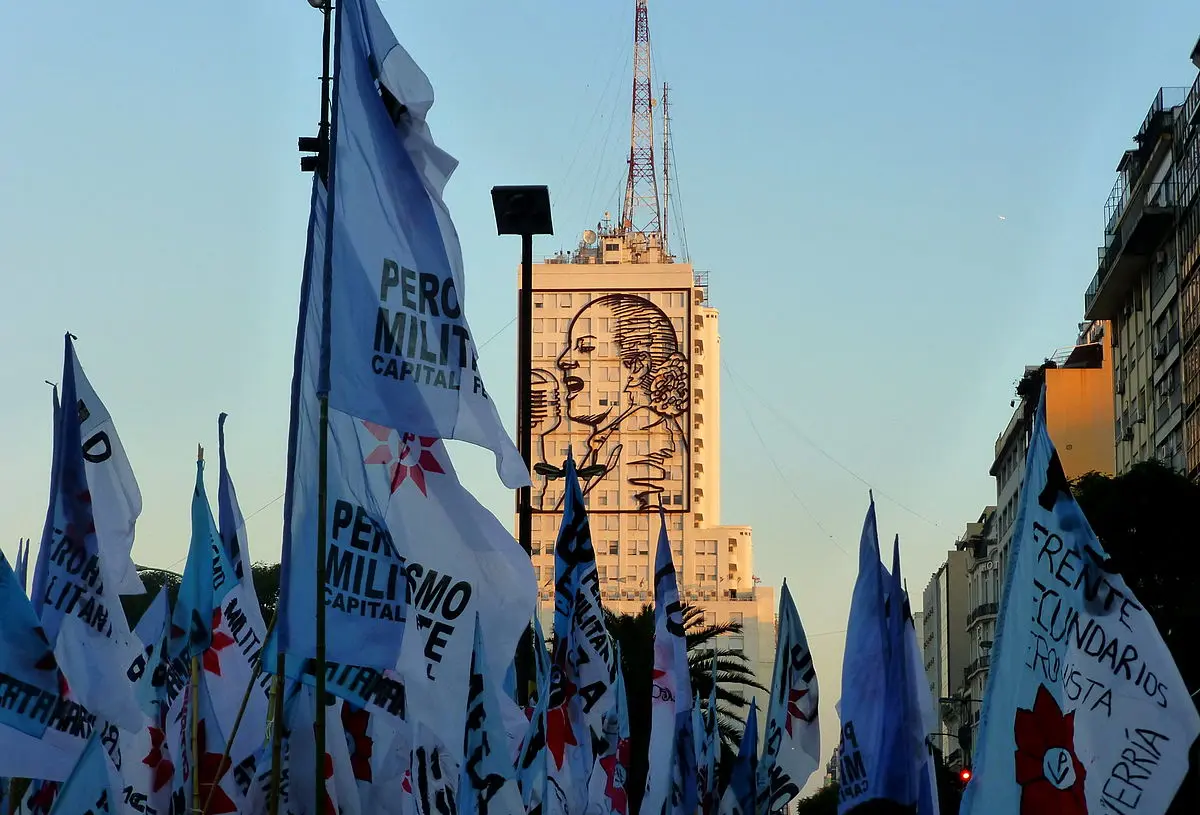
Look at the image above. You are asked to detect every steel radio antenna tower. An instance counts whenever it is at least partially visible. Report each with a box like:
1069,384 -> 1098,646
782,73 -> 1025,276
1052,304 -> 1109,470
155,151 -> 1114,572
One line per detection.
620,0 -> 661,237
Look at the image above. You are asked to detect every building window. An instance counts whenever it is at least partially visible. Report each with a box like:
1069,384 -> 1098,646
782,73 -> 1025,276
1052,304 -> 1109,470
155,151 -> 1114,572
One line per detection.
559,294 -> 572,308
608,541 -> 619,555
729,612 -> 743,626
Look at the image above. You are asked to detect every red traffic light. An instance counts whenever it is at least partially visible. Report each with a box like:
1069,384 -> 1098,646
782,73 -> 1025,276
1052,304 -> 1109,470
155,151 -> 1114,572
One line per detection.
959,768 -> 973,783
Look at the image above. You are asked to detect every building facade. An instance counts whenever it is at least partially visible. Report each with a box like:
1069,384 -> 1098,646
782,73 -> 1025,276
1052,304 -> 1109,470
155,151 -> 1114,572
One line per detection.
1178,41 -> 1200,478
921,550 -> 969,765
991,321 -> 1115,584
1083,74 -> 1196,474
953,507 -> 998,767
524,224 -> 775,718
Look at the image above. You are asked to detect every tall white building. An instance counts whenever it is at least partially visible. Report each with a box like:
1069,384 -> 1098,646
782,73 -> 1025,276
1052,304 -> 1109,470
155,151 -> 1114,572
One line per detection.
522,224 -> 775,720
921,550 -> 969,765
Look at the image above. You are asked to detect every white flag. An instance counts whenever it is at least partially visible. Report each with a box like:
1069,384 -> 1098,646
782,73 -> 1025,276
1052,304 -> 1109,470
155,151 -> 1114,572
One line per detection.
962,392 -> 1200,815
72,348 -> 145,596
757,580 -> 820,813
316,0 -> 527,487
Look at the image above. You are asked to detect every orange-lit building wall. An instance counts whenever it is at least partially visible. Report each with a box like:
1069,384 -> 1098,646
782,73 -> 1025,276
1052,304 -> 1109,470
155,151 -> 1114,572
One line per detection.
1046,324 -> 1116,477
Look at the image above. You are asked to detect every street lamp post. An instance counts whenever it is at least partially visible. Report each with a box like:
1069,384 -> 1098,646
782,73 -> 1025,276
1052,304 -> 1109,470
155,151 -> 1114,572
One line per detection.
491,185 -> 553,704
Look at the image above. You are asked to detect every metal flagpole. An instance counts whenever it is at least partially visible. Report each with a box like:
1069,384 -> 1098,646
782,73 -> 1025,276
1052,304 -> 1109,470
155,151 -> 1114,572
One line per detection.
311,0 -> 340,809
191,444 -> 205,814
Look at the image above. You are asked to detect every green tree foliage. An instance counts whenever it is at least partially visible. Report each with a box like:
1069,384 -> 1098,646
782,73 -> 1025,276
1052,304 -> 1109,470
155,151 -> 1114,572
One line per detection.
122,561 -> 280,629
603,603 -> 766,815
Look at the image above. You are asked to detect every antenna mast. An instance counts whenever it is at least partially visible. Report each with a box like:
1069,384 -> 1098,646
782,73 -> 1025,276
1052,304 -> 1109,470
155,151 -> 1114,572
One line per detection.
661,81 -> 670,258
621,0 -> 661,237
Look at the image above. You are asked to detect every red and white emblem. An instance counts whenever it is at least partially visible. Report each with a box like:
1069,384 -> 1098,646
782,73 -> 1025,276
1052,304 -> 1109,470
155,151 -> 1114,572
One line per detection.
362,421 -> 445,496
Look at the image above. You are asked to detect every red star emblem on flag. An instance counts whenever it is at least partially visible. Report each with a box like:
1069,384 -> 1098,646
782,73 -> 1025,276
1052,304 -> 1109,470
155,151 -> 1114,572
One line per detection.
196,720 -> 238,815
785,687 -> 813,737
341,704 -> 374,782
202,608 -> 236,676
143,727 -> 175,792
545,673 -> 580,771
362,422 -> 445,495
600,738 -> 631,815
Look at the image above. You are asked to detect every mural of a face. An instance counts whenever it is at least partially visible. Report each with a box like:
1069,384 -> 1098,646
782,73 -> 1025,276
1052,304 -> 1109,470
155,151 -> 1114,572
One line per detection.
555,293 -> 689,425
539,292 -> 691,511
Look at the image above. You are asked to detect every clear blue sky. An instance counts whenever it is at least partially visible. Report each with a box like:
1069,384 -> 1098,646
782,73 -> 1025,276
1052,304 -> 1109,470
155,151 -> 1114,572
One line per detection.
2,0 -> 1197,778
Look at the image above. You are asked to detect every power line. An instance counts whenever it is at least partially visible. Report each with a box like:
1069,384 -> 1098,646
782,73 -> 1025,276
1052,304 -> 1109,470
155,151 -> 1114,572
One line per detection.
724,370 -> 849,557
722,362 -> 946,532
476,317 -> 516,351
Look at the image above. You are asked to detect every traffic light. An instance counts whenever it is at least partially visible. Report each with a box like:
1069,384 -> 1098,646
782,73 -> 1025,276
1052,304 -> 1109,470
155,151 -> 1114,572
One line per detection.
958,767 -> 973,786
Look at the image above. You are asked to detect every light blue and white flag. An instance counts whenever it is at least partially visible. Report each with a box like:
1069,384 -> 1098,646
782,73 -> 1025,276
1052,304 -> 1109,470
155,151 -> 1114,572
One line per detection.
644,511 -> 696,815
69,348 -> 144,597
700,655 -> 719,815
718,705 -> 759,815
961,390 -> 1199,815
280,175 -> 533,711
878,536 -> 919,808
170,459 -> 227,659
0,549 -> 63,738
546,457 -> 619,815
313,0 -> 526,487
15,538 -> 30,595
588,644 -> 631,815
516,670 -> 551,813
30,334 -> 142,732
459,616 -> 524,815
757,580 -> 820,814
46,732 -> 119,815
901,585 -> 940,815
837,497 -> 888,813
217,413 -> 267,639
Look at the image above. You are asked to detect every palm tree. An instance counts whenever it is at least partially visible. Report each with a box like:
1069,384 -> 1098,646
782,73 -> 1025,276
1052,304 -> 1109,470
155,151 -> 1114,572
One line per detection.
603,604 -> 766,815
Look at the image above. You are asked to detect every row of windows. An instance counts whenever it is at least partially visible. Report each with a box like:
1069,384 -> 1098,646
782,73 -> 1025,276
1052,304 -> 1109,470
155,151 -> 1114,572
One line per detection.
531,563 -> 725,583
533,291 -> 691,310
532,514 -> 684,532
530,316 -> 688,338
1186,413 -> 1200,475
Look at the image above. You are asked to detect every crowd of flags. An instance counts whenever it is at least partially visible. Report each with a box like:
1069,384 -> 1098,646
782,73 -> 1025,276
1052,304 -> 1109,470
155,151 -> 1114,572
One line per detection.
0,338 -> 823,815
4,0 -> 1198,813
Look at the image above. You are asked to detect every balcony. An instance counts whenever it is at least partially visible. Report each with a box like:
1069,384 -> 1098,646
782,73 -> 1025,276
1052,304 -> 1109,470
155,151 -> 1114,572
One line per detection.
1086,179 -> 1177,319
1084,88 -> 1189,320
965,654 -> 992,682
967,602 -> 999,628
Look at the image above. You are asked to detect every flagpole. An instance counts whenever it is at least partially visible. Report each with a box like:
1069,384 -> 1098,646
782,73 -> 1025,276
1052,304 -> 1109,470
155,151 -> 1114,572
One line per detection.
200,617 -> 277,815
310,0 -> 340,809
192,445 -> 204,814
267,650 -> 286,815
